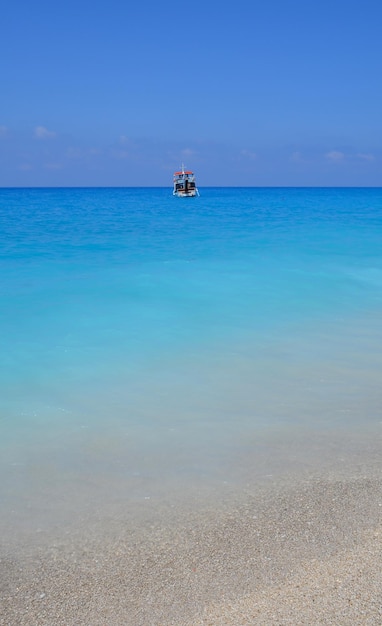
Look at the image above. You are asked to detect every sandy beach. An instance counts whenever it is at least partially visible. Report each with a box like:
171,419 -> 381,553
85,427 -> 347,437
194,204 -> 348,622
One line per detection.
2,461 -> 382,626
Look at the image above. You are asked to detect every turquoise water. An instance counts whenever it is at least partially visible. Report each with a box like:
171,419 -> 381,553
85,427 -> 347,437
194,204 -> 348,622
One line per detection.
1,187 -> 382,537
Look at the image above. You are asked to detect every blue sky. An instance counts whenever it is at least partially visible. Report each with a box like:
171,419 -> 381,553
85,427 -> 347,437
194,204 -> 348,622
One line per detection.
1,0 -> 382,186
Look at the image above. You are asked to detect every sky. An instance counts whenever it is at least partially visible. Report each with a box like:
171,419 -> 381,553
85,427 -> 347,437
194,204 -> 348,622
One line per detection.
1,0 -> 382,187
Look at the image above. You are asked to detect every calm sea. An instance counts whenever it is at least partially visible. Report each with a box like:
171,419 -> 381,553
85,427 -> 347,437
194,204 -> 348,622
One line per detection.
1,187 -> 382,541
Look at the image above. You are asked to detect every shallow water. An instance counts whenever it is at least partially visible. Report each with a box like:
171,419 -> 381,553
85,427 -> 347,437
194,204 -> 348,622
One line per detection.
1,187 -> 382,542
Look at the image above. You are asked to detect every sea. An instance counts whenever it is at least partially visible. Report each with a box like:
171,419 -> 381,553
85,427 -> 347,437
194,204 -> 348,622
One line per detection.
1,187 -> 382,546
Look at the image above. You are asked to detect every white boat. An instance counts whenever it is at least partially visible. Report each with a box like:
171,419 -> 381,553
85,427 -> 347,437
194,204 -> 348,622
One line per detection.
173,166 -> 199,197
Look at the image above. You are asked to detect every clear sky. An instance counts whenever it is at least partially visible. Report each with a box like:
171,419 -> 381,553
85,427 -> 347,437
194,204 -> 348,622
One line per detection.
1,0 -> 382,187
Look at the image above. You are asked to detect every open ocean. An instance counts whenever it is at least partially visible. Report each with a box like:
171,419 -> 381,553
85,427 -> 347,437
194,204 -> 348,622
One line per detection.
1,187 -> 382,544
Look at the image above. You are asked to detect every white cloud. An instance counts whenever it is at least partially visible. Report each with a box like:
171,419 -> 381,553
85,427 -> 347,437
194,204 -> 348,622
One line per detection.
325,150 -> 345,162
66,147 -> 101,159
290,151 -> 303,162
356,152 -> 375,161
181,148 -> 196,157
44,162 -> 63,170
325,150 -> 375,163
34,126 -> 56,139
66,147 -> 83,159
241,149 -> 257,160
111,149 -> 130,159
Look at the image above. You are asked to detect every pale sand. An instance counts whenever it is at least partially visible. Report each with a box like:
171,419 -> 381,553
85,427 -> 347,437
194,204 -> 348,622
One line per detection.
1,473 -> 382,625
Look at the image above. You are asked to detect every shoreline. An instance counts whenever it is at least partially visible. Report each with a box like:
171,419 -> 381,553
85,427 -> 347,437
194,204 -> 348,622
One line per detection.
2,462 -> 382,625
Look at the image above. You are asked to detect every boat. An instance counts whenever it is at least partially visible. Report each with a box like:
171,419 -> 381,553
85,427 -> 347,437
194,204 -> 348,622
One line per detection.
173,165 -> 199,197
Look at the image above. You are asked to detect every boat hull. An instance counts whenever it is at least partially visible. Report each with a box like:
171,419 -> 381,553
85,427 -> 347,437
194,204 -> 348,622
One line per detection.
173,189 -> 198,197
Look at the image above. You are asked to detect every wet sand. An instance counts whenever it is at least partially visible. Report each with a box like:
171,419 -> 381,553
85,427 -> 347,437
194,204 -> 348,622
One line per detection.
1,466 -> 382,626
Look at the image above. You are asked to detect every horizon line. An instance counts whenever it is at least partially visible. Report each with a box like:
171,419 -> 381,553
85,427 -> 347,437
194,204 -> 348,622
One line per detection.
1,185 -> 382,190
